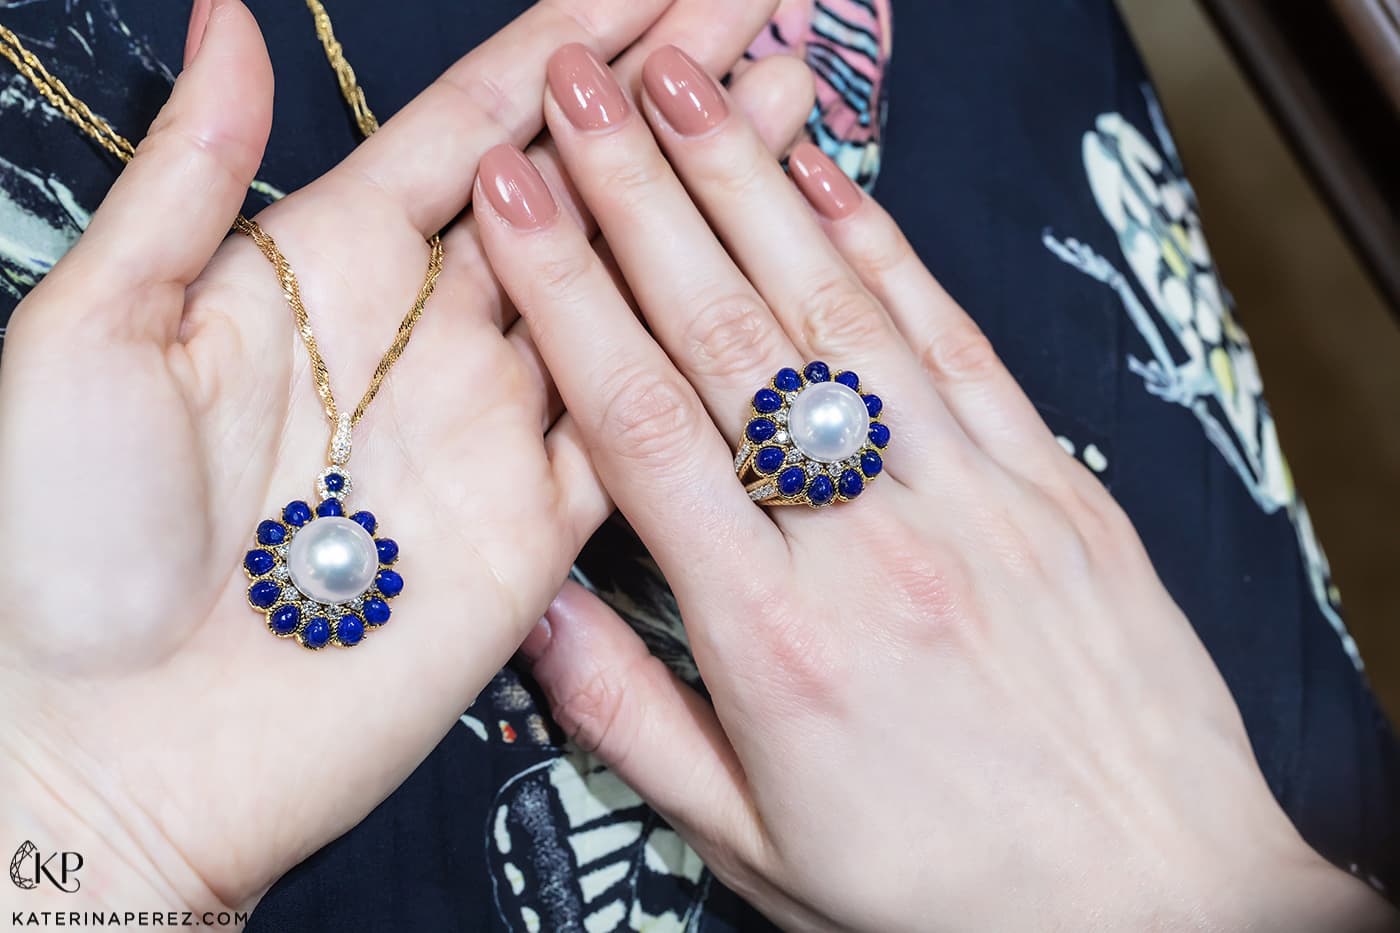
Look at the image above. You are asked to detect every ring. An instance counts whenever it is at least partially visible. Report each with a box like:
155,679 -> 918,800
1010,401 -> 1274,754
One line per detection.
735,362 -> 890,508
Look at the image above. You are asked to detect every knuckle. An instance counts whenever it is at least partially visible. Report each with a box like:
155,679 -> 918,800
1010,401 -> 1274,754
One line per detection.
595,153 -> 667,209
850,219 -> 914,284
699,153 -> 767,200
135,121 -> 256,195
750,610 -> 850,715
921,324 -> 1002,384
552,667 -> 629,755
799,277 -> 887,353
598,369 -> 700,466
542,0 -> 601,43
683,291 -> 784,379
886,549 -> 980,647
440,69 -> 514,129
531,250 -> 594,299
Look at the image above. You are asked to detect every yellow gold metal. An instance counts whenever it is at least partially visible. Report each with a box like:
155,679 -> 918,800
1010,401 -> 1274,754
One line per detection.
0,3 -> 444,447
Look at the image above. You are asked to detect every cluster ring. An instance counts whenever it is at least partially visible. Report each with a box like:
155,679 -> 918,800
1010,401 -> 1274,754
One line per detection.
735,361 -> 890,508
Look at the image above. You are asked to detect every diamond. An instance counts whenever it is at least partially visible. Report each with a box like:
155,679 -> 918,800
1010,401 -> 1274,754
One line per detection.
774,430 -> 789,444
328,412 -> 353,465
748,483 -> 776,501
773,410 -> 788,425
734,442 -> 753,472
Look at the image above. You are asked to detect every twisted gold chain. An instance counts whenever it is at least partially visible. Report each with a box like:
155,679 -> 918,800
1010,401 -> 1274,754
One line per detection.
0,2 -> 443,439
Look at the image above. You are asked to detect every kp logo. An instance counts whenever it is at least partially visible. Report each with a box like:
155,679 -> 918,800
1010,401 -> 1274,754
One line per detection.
10,840 -> 84,893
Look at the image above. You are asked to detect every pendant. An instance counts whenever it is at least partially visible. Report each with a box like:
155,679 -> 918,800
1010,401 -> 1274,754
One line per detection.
243,418 -> 402,649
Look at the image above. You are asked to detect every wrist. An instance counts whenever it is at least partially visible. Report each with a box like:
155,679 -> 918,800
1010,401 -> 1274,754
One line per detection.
1,708 -> 250,928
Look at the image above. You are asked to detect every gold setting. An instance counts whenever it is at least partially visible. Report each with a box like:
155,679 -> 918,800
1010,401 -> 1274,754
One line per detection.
736,367 -> 889,508
243,510 -> 399,650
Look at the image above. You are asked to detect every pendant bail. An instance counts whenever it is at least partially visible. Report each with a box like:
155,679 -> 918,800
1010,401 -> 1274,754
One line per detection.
328,412 -> 353,466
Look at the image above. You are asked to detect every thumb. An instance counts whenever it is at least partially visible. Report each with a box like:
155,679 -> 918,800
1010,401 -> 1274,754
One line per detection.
38,0 -> 273,340
523,580 -> 767,872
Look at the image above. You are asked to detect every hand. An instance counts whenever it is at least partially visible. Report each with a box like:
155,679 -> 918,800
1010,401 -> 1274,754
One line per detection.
473,45 -> 1399,931
0,0 -> 812,915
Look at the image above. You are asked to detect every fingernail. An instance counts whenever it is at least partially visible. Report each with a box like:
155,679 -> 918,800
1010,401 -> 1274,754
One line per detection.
518,618 -> 553,665
478,144 -> 559,230
789,142 -> 862,220
183,0 -> 213,70
642,45 -> 728,137
548,43 -> 630,132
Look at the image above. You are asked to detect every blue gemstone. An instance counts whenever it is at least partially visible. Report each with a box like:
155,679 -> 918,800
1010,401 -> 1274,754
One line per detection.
269,604 -> 301,635
248,580 -> 280,609
869,422 -> 891,448
774,367 -> 802,392
861,450 -> 884,477
746,418 -> 777,443
325,473 -> 346,493
809,475 -> 835,505
376,538 -> 399,565
256,520 -> 286,546
755,446 -> 785,474
283,500 -> 313,527
302,617 -> 331,649
244,549 -> 275,576
839,469 -> 864,499
337,614 -> 365,646
778,467 -> 807,497
351,510 -> 377,534
835,371 -> 860,390
863,394 -> 883,417
363,597 -> 392,626
753,388 -> 783,413
376,569 -> 405,598
804,361 -> 830,382
316,498 -> 344,518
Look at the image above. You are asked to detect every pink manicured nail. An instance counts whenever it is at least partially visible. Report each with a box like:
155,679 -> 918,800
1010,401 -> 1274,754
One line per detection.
642,45 -> 728,137
548,43 -> 631,131
518,617 -> 553,664
478,145 -> 559,230
183,0 -> 213,69
789,142 -> 862,220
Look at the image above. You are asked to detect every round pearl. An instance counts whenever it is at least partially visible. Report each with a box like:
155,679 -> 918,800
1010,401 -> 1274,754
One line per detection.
787,381 -> 871,463
287,516 -> 379,605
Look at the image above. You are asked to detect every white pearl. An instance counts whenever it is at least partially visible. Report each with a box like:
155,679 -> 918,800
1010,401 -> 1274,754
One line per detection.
287,516 -> 379,605
787,381 -> 870,463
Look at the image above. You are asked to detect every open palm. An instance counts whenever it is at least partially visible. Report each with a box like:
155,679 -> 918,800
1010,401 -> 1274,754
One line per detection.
0,0 -> 802,913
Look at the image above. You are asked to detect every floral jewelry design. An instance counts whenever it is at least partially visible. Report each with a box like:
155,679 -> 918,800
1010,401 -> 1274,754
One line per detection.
735,362 -> 890,508
243,467 -> 403,650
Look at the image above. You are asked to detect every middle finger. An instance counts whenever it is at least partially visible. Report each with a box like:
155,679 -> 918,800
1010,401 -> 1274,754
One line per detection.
540,43 -> 799,439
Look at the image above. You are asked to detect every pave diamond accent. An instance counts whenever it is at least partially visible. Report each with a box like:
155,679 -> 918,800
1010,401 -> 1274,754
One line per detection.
748,482 -> 777,501
734,441 -> 753,472
328,412 -> 353,465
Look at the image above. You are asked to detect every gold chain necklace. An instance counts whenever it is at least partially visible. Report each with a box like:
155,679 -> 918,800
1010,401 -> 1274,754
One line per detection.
0,1 -> 440,650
